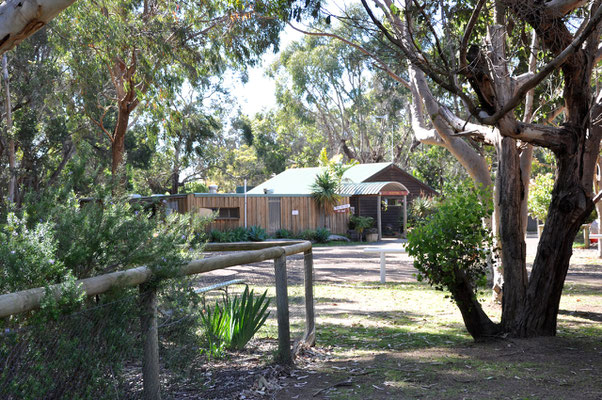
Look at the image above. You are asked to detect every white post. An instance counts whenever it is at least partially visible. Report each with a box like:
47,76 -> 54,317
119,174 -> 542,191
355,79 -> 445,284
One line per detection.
244,179 -> 248,228
380,252 -> 386,284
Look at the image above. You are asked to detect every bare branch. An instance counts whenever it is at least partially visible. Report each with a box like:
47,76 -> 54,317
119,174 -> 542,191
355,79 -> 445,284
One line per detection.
459,0 -> 486,73
288,23 -> 411,89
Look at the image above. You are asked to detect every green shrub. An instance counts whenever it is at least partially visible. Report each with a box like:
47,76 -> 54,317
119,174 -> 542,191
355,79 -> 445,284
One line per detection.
406,183 -> 493,298
314,227 -> 331,243
247,225 -> 267,241
298,229 -> 315,241
275,228 -> 293,239
0,213 -> 69,293
0,189 -> 209,398
209,229 -> 232,243
528,173 -> 554,222
407,196 -> 436,228
230,227 -> 250,242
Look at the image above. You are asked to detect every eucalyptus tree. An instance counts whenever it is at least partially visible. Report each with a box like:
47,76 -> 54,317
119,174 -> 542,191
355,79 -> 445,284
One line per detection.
0,28 -> 80,205
51,1 -> 287,182
292,0 -> 602,338
272,6 -> 413,164
347,0 -> 602,338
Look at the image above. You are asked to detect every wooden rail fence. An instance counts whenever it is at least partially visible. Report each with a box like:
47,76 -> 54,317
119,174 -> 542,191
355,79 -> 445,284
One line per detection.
0,240 -> 316,400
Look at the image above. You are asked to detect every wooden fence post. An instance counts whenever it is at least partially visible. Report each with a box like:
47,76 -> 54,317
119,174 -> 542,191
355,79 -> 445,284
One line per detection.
274,254 -> 292,365
303,249 -> 316,346
140,283 -> 161,400
583,224 -> 590,249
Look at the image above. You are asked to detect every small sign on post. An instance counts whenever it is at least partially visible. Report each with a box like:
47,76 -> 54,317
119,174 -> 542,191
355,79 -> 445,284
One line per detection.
333,204 -> 351,213
292,209 -> 299,215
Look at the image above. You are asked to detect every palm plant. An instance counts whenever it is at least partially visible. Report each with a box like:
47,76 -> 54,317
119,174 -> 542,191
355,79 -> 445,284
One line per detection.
310,171 -> 341,226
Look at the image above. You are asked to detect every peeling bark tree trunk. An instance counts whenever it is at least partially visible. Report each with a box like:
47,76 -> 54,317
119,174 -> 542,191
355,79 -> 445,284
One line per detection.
0,0 -> 76,56
3,54 -> 16,203
111,106 -> 130,178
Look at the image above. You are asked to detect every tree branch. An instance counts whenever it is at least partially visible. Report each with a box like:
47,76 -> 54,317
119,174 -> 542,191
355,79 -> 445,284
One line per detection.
287,23 -> 410,89
482,2 -> 602,125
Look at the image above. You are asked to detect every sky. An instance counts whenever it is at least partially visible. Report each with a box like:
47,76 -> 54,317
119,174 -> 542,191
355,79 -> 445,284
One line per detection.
229,0 -> 355,117
227,26 -> 303,117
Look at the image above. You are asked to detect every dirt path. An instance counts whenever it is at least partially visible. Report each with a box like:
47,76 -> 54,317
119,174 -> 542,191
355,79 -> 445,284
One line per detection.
199,237 -> 602,287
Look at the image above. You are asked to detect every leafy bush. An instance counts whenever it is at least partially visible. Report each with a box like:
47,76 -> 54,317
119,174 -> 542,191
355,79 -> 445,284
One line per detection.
298,229 -> 316,241
0,189 -> 209,398
230,227 -> 250,242
528,173 -> 554,222
0,213 -> 69,293
314,227 -> 331,243
199,286 -> 271,357
406,183 -> 493,298
275,228 -> 293,239
209,229 -> 229,243
247,225 -> 267,241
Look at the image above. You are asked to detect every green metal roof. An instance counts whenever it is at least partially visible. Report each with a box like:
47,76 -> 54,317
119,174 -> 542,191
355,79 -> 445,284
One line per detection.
339,181 -> 408,196
342,162 -> 392,183
246,163 -> 396,195
246,167 -> 324,195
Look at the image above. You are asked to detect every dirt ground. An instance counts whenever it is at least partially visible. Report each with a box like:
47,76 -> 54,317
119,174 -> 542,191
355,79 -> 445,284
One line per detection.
185,237 -> 602,400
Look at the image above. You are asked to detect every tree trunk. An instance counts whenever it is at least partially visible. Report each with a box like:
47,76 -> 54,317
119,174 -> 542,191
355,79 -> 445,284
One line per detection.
517,162 -> 591,336
0,0 -> 77,56
450,269 -> 501,339
513,45 -> 598,336
171,140 -> 181,194
497,135 -> 529,332
111,106 -> 130,179
3,54 -> 16,203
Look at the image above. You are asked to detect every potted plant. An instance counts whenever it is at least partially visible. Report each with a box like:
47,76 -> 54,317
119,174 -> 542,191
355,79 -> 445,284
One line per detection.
365,227 -> 378,242
349,215 -> 374,242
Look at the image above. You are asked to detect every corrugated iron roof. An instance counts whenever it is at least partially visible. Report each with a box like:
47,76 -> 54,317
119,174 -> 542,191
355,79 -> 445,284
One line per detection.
339,181 -> 409,196
247,163 -> 396,195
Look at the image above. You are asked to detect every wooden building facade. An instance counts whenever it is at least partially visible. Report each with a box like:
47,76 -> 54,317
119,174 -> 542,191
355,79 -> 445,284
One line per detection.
156,193 -> 351,235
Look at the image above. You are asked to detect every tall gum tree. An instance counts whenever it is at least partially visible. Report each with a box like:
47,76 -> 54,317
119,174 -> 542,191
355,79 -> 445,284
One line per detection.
355,0 -> 602,338
290,0 -> 602,338
53,0 -> 292,181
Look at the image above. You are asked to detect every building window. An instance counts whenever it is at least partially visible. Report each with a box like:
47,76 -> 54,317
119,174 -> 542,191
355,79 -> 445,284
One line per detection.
384,198 -> 404,207
211,207 -> 240,219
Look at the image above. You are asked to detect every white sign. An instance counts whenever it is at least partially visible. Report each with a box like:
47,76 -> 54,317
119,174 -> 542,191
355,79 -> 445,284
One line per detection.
333,204 -> 351,211
292,210 -> 299,215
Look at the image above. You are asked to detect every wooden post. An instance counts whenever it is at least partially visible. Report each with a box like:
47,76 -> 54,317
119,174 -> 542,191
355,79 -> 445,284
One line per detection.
583,224 -> 590,249
140,283 -> 161,400
274,254 -> 292,364
403,196 -> 407,238
303,249 -> 316,346
377,194 -> 382,240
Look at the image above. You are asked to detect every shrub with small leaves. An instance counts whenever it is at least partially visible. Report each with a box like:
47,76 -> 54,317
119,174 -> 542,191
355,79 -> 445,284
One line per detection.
406,183 -> 494,298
